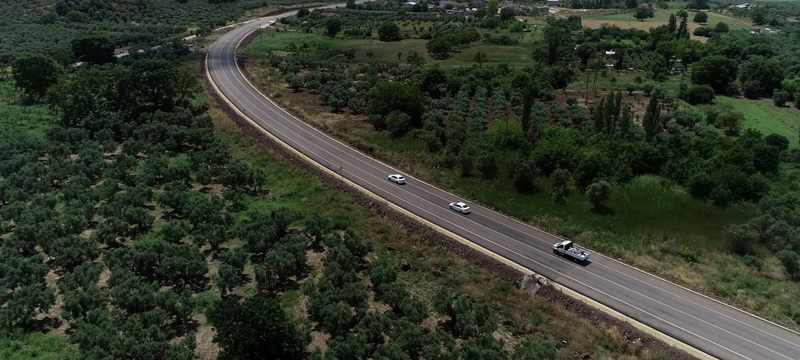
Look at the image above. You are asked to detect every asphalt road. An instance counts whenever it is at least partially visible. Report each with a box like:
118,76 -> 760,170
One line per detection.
206,10 -> 800,360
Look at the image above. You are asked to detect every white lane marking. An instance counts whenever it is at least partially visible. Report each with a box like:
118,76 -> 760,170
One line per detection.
210,25 -> 797,359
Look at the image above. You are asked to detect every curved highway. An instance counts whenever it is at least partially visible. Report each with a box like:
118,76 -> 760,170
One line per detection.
206,9 -> 800,360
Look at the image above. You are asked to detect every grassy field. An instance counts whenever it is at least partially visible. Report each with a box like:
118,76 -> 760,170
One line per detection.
714,96 -> 800,148
0,333 -> 79,360
578,8 -> 752,30
246,29 -> 538,67
0,80 -> 56,138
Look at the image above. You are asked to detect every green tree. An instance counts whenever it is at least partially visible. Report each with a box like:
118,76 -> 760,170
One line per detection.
634,7 -> 654,21
668,13 -> 677,33
750,7 -> 768,25
71,36 -> 115,65
691,56 -> 737,94
385,112 -> 412,139
367,82 -> 426,128
378,21 -> 401,41
121,59 -> 198,113
682,84 -> 715,105
739,56 -> 784,99
426,37 -> 453,59
717,110 -> 743,136
499,7 -> 515,21
773,89 -> 790,107
687,0 -> 708,9
693,12 -> 708,23
485,0 -> 499,18
585,180 -> 612,213
543,26 -> 569,64
550,168 -> 571,205
677,16 -> 689,38
642,93 -> 661,141
12,53 -> 62,100
777,250 -> 800,281
208,296 -> 308,359
325,18 -> 342,37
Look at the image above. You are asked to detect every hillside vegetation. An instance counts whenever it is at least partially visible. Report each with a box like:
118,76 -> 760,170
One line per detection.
0,0 -> 334,63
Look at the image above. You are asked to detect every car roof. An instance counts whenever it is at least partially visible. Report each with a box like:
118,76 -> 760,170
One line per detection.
391,174 -> 404,177
456,202 -> 468,206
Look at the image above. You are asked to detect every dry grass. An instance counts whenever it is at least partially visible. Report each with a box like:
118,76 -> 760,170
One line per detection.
193,313 -> 219,360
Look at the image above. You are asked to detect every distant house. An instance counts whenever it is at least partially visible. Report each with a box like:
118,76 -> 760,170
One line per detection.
604,50 -> 616,56
546,0 -> 559,7
403,1 -> 417,10
535,5 -> 550,14
638,2 -> 650,8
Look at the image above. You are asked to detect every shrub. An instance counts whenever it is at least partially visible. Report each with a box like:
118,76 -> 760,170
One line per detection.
585,180 -> 612,213
773,89 -> 790,107
765,133 -> 789,151
683,84 -> 715,105
378,21 -> 401,41
777,250 -> 800,281
693,12 -> 708,23
385,111 -> 412,138
693,27 -> 712,37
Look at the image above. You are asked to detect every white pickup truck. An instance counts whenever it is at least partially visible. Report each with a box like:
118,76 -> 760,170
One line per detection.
553,240 -> 591,263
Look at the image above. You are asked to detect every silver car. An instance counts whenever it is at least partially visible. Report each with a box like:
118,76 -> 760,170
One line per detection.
449,202 -> 471,214
388,174 -> 406,184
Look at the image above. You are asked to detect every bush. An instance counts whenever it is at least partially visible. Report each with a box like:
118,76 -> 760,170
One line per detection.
777,250 -> 800,281
385,111 -> 412,138
683,84 -> 715,105
585,180 -> 612,213
765,133 -> 790,151
693,27 -> 712,37
773,89 -> 790,107
377,21 -> 401,42
693,12 -> 708,23
512,159 -> 539,193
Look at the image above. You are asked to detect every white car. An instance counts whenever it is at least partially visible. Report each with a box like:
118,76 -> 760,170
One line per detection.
388,174 -> 406,184
449,202 -> 471,214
